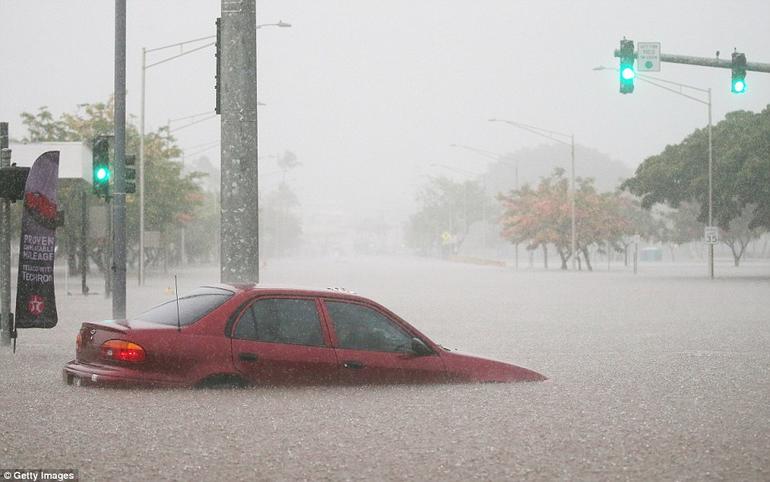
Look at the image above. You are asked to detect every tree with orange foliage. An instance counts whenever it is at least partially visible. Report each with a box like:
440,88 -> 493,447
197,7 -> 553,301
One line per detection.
499,169 -> 632,270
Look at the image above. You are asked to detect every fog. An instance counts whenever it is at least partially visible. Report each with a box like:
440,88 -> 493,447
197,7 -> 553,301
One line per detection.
3,0 -> 770,244
1,2 -> 770,479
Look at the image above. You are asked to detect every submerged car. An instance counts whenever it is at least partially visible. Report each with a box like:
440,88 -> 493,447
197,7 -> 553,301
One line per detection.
63,285 -> 546,387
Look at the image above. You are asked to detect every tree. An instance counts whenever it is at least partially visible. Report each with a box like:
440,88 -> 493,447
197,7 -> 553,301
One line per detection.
614,194 -> 660,265
499,169 -> 635,271
405,176 -> 486,256
260,182 -> 303,257
654,201 -> 703,262
498,172 -> 570,268
721,204 -> 763,266
18,100 -> 208,270
622,106 -> 770,231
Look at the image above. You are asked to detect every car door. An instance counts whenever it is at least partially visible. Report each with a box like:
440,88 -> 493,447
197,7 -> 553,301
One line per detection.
322,299 -> 447,384
230,297 -> 339,385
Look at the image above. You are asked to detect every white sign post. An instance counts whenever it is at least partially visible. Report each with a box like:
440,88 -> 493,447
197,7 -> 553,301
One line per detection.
704,226 -> 719,245
637,42 -> 661,72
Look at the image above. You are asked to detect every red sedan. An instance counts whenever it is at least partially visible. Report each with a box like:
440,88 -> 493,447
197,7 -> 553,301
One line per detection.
63,285 -> 546,387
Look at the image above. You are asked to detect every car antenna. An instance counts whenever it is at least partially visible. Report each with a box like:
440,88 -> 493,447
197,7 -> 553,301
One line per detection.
174,275 -> 181,333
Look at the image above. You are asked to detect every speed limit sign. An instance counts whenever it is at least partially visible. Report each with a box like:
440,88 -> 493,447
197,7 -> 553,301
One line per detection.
704,226 -> 719,245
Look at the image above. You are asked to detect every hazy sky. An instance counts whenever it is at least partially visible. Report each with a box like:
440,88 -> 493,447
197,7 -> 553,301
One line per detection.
2,0 -> 769,228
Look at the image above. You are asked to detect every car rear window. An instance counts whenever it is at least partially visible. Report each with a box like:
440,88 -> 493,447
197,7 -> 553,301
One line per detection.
135,287 -> 234,326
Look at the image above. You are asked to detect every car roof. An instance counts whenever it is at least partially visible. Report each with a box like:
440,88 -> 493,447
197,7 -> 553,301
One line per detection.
202,283 -> 369,302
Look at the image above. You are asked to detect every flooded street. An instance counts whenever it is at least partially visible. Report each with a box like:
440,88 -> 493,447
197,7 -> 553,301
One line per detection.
2,257 -> 768,480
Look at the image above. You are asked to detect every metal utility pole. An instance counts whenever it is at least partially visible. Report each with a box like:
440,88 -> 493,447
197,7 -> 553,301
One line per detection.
707,88 -> 713,279
139,36 -> 216,286
80,190 -> 89,295
113,0 -> 127,318
0,123 -> 11,346
139,47 -> 146,287
219,0 -> 259,283
570,134 -> 576,270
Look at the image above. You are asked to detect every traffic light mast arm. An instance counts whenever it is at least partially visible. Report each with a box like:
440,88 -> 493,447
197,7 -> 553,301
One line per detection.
660,53 -> 770,73
614,49 -> 770,73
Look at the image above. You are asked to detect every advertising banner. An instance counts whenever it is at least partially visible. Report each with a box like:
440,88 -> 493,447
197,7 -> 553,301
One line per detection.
15,151 -> 60,329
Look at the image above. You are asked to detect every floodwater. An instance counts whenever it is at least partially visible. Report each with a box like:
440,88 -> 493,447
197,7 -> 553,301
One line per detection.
2,256 -> 768,480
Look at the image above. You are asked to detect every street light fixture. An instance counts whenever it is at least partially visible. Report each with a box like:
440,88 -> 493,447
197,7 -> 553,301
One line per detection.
257,20 -> 292,29
593,65 -> 715,279
488,119 -> 577,270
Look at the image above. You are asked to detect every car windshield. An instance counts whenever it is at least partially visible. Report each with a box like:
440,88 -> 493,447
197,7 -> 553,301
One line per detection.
135,287 -> 234,326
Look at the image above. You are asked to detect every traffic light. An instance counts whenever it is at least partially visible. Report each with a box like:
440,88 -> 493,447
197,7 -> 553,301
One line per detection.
125,155 -> 136,194
619,39 -> 636,94
0,166 -> 30,202
92,136 -> 110,199
731,51 -> 747,94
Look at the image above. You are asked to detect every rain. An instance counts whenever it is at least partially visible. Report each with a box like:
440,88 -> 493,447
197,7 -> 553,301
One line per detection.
1,1 -> 770,480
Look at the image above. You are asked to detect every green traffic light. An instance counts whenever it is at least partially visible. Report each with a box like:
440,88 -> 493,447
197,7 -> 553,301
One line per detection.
732,80 -> 746,94
95,167 -> 110,182
621,66 -> 635,80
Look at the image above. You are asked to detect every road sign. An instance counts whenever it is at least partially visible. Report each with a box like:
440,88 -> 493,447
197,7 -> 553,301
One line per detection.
637,42 -> 661,72
704,226 -> 719,245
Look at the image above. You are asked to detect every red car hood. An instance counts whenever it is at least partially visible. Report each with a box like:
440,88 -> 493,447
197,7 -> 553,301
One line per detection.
441,350 -> 547,383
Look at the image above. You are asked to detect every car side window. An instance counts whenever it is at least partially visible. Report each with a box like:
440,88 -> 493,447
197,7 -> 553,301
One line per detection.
325,301 -> 413,352
234,298 -> 324,347
233,306 -> 257,339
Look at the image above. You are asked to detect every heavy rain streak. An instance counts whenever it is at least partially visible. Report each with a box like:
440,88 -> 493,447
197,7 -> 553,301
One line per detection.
1,1 -> 769,481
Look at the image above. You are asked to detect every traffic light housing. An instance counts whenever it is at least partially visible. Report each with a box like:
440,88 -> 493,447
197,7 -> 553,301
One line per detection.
731,52 -> 747,94
125,154 -> 136,194
619,39 -> 636,94
92,136 -> 110,199
0,166 -> 30,202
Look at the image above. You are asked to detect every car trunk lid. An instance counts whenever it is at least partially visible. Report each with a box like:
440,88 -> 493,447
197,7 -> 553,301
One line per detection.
76,321 -> 129,364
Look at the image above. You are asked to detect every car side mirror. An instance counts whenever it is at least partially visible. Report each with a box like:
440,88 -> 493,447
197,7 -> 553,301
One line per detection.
410,337 -> 433,356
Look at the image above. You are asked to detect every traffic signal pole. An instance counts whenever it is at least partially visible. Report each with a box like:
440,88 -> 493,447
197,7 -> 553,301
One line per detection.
0,123 -> 10,346
113,0 -> 127,319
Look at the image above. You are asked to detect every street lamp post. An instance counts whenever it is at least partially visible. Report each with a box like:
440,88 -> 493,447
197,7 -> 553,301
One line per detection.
593,66 -> 714,279
489,119 -> 578,270
140,36 -> 215,285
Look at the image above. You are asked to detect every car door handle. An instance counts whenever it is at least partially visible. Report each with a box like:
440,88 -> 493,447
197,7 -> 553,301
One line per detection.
239,352 -> 259,362
343,360 -> 365,369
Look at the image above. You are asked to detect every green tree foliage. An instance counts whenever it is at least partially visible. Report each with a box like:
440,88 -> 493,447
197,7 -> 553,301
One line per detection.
19,100 -> 209,268
405,176 -> 487,256
721,204 -> 762,267
622,106 -> 770,230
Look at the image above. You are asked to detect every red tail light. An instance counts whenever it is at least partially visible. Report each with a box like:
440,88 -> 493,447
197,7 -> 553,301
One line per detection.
100,340 -> 146,363
76,332 -> 82,352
